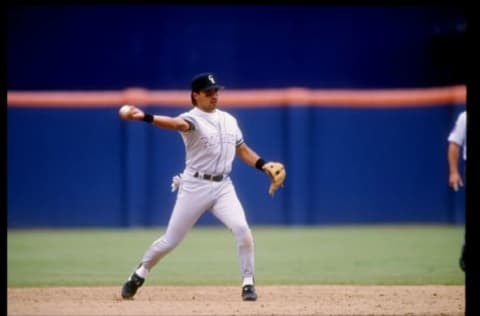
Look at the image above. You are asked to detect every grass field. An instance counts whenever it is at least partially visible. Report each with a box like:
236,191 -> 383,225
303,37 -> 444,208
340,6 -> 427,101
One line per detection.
7,225 -> 465,287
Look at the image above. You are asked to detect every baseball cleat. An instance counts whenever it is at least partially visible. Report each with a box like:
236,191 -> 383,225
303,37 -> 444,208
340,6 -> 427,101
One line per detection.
241,284 -> 257,301
121,273 -> 145,299
459,245 -> 466,272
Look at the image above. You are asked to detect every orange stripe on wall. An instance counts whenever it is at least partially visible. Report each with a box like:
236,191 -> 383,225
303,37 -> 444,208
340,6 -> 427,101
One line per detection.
7,85 -> 466,108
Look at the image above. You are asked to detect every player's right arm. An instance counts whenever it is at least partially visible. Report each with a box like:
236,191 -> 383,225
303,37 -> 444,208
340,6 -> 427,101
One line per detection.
150,115 -> 191,131
448,141 -> 463,190
447,111 -> 466,191
123,105 -> 191,131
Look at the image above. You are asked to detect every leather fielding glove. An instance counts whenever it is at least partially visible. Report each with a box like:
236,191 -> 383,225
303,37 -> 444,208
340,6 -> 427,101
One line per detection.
262,162 -> 286,196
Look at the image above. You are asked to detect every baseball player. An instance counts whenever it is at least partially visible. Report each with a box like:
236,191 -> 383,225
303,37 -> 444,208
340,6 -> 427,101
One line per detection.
119,72 -> 285,301
447,110 -> 466,272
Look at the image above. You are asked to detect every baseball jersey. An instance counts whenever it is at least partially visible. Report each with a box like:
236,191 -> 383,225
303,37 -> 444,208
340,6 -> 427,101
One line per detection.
178,107 -> 244,176
448,110 -> 467,161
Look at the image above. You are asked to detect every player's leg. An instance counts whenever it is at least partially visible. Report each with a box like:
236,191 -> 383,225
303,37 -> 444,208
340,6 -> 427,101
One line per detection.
141,200 -> 207,269
211,180 -> 257,301
122,177 -> 212,299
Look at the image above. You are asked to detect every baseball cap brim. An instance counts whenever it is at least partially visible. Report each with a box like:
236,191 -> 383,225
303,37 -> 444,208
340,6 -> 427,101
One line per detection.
203,84 -> 224,91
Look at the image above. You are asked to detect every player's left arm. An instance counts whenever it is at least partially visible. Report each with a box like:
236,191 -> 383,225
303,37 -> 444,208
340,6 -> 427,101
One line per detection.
237,142 -> 286,196
448,141 -> 463,190
236,143 -> 261,167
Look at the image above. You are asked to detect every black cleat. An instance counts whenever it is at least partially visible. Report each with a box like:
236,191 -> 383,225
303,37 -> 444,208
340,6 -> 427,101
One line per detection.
121,273 -> 145,299
459,244 -> 466,272
241,284 -> 257,301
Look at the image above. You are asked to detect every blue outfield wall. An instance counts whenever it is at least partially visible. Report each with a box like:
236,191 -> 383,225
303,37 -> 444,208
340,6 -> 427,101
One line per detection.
7,105 -> 466,228
7,6 -> 466,227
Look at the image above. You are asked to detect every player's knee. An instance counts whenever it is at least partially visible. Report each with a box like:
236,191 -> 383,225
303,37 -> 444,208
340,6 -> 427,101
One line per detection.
232,225 -> 254,248
152,236 -> 179,252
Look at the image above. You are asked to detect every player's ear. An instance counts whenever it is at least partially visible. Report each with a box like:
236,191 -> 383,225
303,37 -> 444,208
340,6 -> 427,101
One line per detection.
191,92 -> 197,106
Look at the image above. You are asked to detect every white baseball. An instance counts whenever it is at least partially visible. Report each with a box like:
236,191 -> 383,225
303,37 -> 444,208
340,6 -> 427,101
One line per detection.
119,104 -> 133,119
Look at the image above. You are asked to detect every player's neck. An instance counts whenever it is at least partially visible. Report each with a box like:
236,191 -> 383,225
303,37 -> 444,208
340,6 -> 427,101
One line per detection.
195,106 -> 217,114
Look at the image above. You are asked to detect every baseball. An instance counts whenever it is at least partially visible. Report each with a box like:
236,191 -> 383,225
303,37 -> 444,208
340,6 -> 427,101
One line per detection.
119,104 -> 133,119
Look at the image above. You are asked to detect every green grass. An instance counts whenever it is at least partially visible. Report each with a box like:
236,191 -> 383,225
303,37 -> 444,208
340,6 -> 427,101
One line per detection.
7,225 -> 465,287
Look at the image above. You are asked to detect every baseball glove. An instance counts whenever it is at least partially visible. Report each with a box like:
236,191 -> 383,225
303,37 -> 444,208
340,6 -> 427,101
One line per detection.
262,162 -> 286,196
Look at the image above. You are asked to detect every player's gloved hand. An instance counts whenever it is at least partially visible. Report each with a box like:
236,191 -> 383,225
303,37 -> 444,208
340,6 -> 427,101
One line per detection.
262,162 -> 286,196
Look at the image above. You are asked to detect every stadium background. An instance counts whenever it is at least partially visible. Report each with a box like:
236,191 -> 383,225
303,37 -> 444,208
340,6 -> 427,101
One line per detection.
8,5 -> 466,228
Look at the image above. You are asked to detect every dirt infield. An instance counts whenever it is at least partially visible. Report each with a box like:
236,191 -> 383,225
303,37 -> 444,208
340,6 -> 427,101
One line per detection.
8,285 -> 464,316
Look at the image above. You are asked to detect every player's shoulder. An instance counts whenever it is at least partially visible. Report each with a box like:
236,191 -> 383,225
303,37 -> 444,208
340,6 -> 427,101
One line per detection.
177,107 -> 198,127
217,108 -> 237,120
456,110 -> 466,126
183,107 -> 196,115
178,107 -> 196,119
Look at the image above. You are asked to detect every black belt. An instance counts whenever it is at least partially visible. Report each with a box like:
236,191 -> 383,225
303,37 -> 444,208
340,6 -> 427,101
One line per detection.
194,172 -> 224,182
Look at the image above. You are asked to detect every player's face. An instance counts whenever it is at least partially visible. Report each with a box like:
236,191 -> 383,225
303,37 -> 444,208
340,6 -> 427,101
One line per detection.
195,89 -> 219,112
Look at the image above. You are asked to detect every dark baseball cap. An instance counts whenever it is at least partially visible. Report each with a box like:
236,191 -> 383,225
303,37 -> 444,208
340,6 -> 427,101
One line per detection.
191,73 -> 224,92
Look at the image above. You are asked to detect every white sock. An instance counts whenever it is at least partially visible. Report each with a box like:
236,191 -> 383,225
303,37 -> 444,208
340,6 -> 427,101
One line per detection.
242,276 -> 254,286
135,264 -> 149,279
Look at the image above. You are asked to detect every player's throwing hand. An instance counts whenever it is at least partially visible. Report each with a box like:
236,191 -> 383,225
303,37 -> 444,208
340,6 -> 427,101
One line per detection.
118,104 -> 147,121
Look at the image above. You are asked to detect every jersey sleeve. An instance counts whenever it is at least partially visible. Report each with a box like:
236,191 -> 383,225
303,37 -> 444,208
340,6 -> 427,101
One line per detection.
447,111 -> 466,146
178,113 -> 196,131
235,118 -> 245,147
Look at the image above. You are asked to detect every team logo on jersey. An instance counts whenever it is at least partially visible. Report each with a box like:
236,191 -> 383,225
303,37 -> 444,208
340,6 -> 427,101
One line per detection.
208,74 -> 215,84
200,133 -> 236,148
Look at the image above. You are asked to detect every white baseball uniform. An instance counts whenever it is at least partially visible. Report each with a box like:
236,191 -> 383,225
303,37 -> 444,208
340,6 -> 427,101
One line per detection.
447,110 -> 467,272
448,110 -> 467,161
140,106 -> 255,282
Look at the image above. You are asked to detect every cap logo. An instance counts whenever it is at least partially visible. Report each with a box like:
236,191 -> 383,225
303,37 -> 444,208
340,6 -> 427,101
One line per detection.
208,74 -> 215,84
